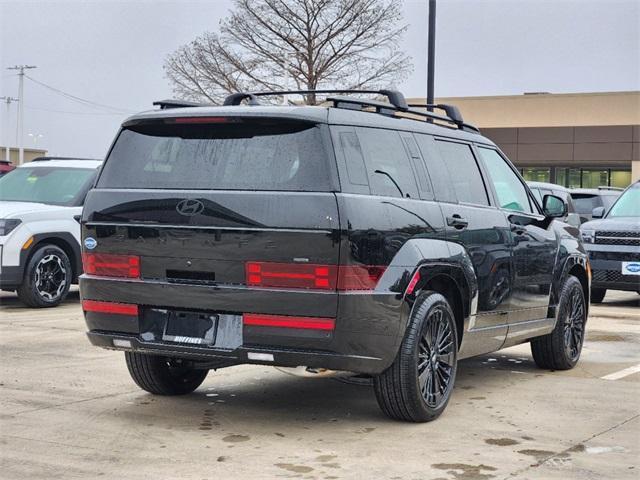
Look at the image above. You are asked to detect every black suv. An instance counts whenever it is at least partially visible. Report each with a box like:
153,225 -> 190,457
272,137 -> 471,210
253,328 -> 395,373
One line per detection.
80,90 -> 590,422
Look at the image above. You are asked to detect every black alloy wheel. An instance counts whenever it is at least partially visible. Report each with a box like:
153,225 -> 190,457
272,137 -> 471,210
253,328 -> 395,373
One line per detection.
418,305 -> 456,408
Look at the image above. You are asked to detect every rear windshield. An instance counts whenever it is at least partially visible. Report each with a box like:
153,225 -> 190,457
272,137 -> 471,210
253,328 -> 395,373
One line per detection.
98,121 -> 334,191
571,194 -> 601,214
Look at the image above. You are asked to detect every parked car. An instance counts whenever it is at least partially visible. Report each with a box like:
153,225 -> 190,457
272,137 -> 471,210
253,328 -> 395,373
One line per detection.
570,187 -> 622,223
580,181 -> 640,303
80,90 -> 589,422
0,157 -> 102,307
0,160 -> 15,177
528,181 -> 581,227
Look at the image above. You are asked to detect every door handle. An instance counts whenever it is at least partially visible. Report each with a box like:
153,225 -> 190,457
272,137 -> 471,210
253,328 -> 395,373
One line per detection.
447,214 -> 468,229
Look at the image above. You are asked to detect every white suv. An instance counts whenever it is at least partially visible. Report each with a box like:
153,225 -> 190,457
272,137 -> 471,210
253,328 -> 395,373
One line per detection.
0,158 -> 102,307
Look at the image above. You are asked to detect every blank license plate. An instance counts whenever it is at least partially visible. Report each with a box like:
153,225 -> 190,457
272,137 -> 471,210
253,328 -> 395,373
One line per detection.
162,311 -> 217,345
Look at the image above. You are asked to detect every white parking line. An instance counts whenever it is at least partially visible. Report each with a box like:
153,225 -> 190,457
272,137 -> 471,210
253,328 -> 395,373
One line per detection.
601,364 -> 640,381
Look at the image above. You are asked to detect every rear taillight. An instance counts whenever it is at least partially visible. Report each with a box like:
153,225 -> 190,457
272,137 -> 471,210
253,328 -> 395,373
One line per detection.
244,313 -> 335,331
83,253 -> 140,278
82,300 -> 139,316
245,262 -> 385,291
337,265 -> 386,291
246,262 -> 337,290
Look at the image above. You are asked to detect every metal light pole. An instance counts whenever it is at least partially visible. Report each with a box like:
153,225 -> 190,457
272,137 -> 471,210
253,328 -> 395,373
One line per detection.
0,96 -> 18,162
426,0 -> 436,112
7,65 -> 37,165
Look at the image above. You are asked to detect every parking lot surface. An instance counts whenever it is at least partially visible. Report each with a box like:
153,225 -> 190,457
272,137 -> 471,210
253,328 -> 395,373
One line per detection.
1,290 -> 638,480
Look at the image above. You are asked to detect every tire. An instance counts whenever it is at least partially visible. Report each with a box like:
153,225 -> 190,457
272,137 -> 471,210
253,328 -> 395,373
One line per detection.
590,288 -> 606,304
125,352 -> 208,395
374,291 -> 458,422
17,244 -> 72,308
531,276 -> 586,370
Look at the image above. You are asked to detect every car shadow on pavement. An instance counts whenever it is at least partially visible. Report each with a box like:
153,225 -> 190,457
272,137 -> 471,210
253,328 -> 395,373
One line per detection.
108,351 -> 542,431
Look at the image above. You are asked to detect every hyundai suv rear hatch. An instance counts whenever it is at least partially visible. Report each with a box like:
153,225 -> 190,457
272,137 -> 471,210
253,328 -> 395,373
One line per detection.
82,116 -> 341,333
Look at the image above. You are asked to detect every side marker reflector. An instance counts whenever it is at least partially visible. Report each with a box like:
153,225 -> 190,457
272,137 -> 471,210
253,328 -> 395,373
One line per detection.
82,300 -> 139,316
244,313 -> 335,331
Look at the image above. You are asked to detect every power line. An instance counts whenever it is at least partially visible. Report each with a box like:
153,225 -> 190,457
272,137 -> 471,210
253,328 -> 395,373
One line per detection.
24,105 -> 128,116
24,74 -> 134,114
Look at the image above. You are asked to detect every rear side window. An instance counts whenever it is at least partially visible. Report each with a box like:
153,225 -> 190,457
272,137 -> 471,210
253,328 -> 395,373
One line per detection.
357,128 -> 419,198
98,121 -> 334,191
435,140 -> 489,206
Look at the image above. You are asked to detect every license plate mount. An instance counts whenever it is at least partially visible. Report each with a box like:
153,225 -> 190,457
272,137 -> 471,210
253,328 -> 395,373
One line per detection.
162,311 -> 218,345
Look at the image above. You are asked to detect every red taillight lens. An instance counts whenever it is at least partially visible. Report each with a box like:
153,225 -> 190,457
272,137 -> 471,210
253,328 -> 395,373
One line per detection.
245,262 -> 386,291
337,265 -> 386,291
244,313 -> 335,331
82,253 -> 140,278
82,300 -> 139,316
246,262 -> 337,290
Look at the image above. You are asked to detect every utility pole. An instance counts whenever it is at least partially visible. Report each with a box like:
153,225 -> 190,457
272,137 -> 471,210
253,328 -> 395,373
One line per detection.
0,96 -> 19,162
7,65 -> 37,165
426,0 -> 436,112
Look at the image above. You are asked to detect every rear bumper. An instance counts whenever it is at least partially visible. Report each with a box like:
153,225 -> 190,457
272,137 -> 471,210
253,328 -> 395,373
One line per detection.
86,331 -> 386,374
80,276 -> 406,374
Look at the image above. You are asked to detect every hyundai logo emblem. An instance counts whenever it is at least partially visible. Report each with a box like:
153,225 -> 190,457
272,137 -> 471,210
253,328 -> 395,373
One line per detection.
176,199 -> 205,216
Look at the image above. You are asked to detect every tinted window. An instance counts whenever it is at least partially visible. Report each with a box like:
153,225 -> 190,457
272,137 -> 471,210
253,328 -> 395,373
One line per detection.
435,141 -> 489,205
530,187 -> 543,204
357,128 -> 418,198
0,167 -> 96,206
98,122 -> 333,191
339,132 -> 368,186
478,147 -> 533,213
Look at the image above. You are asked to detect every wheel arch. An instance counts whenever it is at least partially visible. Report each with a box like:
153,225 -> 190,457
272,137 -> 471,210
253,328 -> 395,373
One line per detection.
20,232 -> 82,283
551,254 -> 590,319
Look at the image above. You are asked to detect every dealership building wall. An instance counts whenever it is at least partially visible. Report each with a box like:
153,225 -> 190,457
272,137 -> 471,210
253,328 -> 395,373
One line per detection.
409,91 -> 640,188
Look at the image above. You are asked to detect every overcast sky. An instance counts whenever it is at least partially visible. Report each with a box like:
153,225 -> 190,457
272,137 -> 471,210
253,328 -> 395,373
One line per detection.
1,0 -> 638,158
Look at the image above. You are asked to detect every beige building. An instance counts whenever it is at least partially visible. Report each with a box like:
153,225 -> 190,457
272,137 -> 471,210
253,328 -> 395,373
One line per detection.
409,91 -> 640,187
1,147 -> 48,164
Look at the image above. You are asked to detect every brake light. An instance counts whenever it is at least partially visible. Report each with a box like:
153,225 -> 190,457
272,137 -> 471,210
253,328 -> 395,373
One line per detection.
83,253 -> 140,278
244,313 -> 335,331
246,262 -> 337,290
82,300 -> 139,316
245,262 -> 385,291
170,117 -> 232,124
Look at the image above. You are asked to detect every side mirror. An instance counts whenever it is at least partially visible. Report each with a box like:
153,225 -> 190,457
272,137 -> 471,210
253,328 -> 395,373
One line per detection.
592,206 -> 605,219
543,194 -> 567,218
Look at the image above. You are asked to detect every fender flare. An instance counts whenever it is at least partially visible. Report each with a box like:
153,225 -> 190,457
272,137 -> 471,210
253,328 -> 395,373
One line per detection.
20,232 -> 82,282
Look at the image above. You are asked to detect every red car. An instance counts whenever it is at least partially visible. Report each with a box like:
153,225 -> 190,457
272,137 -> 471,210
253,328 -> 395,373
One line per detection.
0,160 -> 15,177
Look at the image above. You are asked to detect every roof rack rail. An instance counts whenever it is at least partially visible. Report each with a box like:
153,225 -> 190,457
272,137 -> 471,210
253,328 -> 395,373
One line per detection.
223,89 -> 409,111
153,99 -> 207,110
31,156 -> 101,162
220,89 -> 478,133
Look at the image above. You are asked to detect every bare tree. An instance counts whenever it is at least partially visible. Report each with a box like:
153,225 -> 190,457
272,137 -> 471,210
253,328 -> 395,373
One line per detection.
164,0 -> 412,104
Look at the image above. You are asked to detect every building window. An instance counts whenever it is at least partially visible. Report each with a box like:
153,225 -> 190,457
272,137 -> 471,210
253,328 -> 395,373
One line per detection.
581,169 -> 609,189
610,170 -> 632,188
549,167 -> 630,188
521,167 -> 551,183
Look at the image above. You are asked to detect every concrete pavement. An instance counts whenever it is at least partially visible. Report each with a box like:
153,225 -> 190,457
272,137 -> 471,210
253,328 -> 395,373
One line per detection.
0,290 -> 638,480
